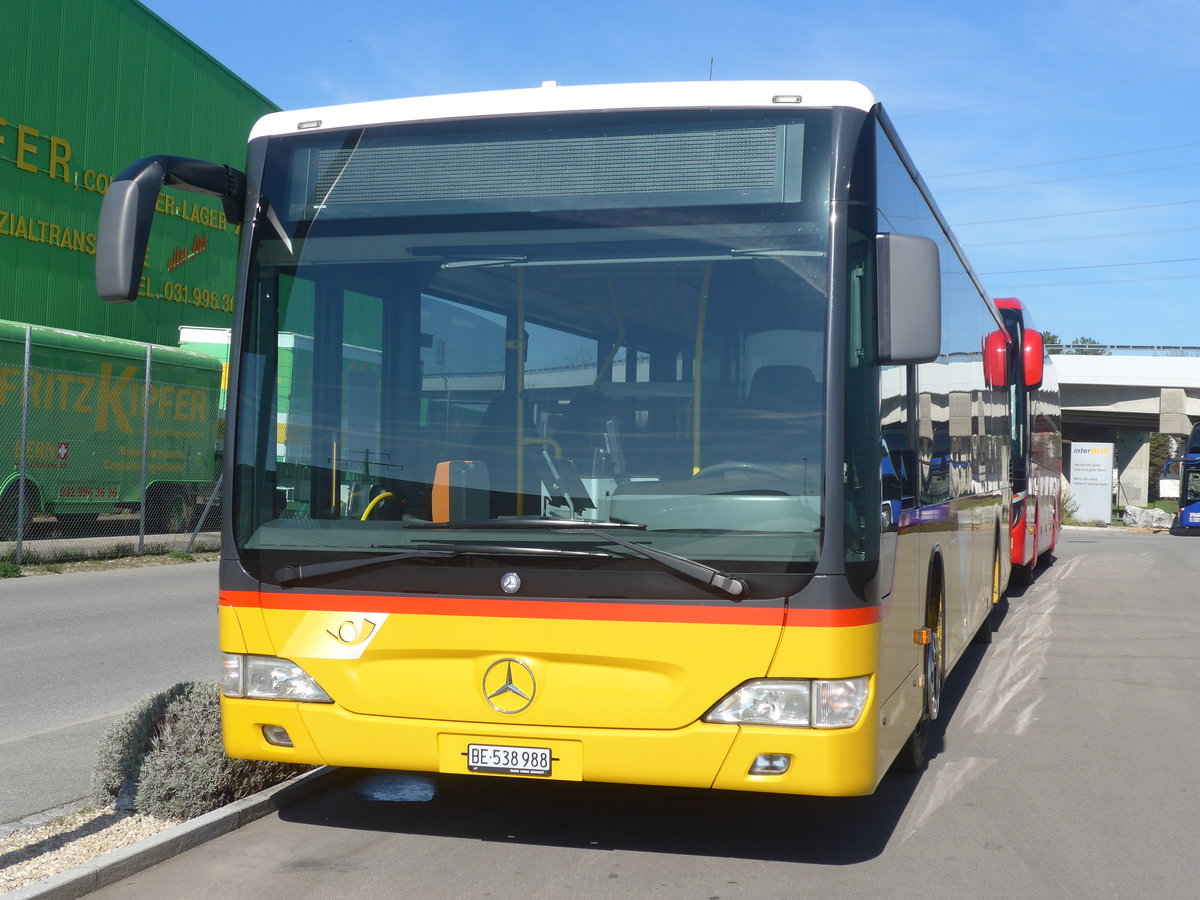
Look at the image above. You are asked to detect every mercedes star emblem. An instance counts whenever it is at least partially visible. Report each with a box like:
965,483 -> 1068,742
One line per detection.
482,658 -> 536,714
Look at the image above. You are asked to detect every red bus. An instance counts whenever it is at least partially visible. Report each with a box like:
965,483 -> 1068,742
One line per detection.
995,298 -> 1061,583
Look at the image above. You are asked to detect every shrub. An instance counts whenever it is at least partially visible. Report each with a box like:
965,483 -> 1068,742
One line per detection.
91,682 -> 193,807
93,681 -> 311,821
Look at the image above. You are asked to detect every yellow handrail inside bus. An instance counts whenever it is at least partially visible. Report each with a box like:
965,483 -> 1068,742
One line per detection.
360,491 -> 394,521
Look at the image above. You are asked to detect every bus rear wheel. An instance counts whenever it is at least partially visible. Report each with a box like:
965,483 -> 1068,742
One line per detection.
973,543 -> 1000,645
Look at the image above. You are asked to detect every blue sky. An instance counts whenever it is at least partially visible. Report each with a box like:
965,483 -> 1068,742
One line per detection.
141,0 -> 1200,347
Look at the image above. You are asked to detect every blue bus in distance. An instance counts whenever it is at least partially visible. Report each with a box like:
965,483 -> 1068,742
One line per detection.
1164,423 -> 1200,534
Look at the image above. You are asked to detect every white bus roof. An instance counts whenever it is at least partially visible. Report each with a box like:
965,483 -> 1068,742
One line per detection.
249,80 -> 877,140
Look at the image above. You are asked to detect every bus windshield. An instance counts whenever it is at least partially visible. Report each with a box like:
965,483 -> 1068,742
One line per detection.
233,112 -> 832,586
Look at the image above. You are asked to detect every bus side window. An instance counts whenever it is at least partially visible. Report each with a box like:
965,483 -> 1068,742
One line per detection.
883,445 -> 917,511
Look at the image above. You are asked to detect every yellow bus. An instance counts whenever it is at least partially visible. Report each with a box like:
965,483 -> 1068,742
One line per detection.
98,81 -> 1012,796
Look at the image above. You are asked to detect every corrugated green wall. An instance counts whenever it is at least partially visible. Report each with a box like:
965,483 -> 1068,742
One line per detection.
1,0 -> 277,345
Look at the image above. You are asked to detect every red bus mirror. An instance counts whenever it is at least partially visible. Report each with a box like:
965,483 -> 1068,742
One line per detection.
1023,329 -> 1045,390
983,329 -> 1010,388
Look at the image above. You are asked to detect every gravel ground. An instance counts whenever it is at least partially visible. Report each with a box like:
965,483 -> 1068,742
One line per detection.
0,807 -> 175,894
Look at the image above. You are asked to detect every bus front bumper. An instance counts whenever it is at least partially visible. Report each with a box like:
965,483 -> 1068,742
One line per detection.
221,696 -> 882,797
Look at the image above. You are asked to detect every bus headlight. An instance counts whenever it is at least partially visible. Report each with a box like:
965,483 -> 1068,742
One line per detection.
703,677 -> 869,729
222,654 -> 333,703
705,680 -> 813,726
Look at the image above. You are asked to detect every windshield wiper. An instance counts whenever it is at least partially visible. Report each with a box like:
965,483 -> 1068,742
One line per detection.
552,528 -> 748,600
276,549 -> 457,586
276,542 -> 616,587
404,518 -> 745,598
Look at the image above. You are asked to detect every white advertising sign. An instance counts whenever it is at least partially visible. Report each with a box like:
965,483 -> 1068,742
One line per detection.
1070,442 -> 1114,525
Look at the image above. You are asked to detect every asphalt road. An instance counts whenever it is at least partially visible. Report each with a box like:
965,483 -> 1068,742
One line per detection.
0,561 -> 218,827
86,529 -> 1200,899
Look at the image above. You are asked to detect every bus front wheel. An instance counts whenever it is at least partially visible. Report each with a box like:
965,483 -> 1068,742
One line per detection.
895,577 -> 945,773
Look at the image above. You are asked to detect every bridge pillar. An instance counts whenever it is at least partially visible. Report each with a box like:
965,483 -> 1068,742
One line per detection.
1116,432 -> 1150,508
1160,388 -> 1192,436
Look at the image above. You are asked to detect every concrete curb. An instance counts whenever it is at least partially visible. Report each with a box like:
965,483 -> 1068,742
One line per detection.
11,766 -> 346,900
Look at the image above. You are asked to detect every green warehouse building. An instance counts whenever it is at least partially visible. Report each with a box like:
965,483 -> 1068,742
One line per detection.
2,0 -> 276,346
1,0 -> 276,535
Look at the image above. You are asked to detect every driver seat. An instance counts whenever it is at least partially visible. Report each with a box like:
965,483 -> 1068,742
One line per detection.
708,365 -> 820,467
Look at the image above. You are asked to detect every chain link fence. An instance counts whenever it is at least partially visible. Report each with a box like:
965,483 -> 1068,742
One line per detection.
1,324 -> 223,567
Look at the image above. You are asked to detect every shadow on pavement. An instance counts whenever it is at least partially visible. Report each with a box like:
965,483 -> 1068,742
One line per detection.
280,644 -> 987,866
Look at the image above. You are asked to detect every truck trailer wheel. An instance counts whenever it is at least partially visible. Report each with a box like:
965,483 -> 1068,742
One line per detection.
0,481 -> 38,541
145,487 -> 189,534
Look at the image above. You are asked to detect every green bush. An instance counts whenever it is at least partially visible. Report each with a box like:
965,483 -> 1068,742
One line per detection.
93,681 -> 311,821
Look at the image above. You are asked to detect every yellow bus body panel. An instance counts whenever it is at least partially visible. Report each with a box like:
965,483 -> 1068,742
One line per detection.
218,604 -> 247,653
769,619 -> 880,678
227,598 -> 786,731
220,595 -> 894,796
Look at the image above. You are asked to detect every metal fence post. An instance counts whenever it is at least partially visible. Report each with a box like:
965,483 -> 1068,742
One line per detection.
138,344 -> 152,555
16,326 -> 32,566
186,472 -> 222,553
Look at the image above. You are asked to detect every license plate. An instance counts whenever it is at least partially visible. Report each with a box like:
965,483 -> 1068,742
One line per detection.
466,743 -> 552,777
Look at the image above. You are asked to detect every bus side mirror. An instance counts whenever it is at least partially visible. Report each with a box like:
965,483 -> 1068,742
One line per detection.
983,329 -> 1010,388
1023,329 -> 1045,390
876,233 -> 941,365
96,155 -> 246,302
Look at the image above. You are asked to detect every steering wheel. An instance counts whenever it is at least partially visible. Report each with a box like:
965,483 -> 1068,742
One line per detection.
692,461 -> 791,481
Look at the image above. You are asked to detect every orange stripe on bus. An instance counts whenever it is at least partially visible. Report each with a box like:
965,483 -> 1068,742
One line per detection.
219,590 -> 880,628
784,606 -> 881,628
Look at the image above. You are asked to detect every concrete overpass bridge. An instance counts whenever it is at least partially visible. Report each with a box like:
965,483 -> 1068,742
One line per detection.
1053,347 -> 1200,507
